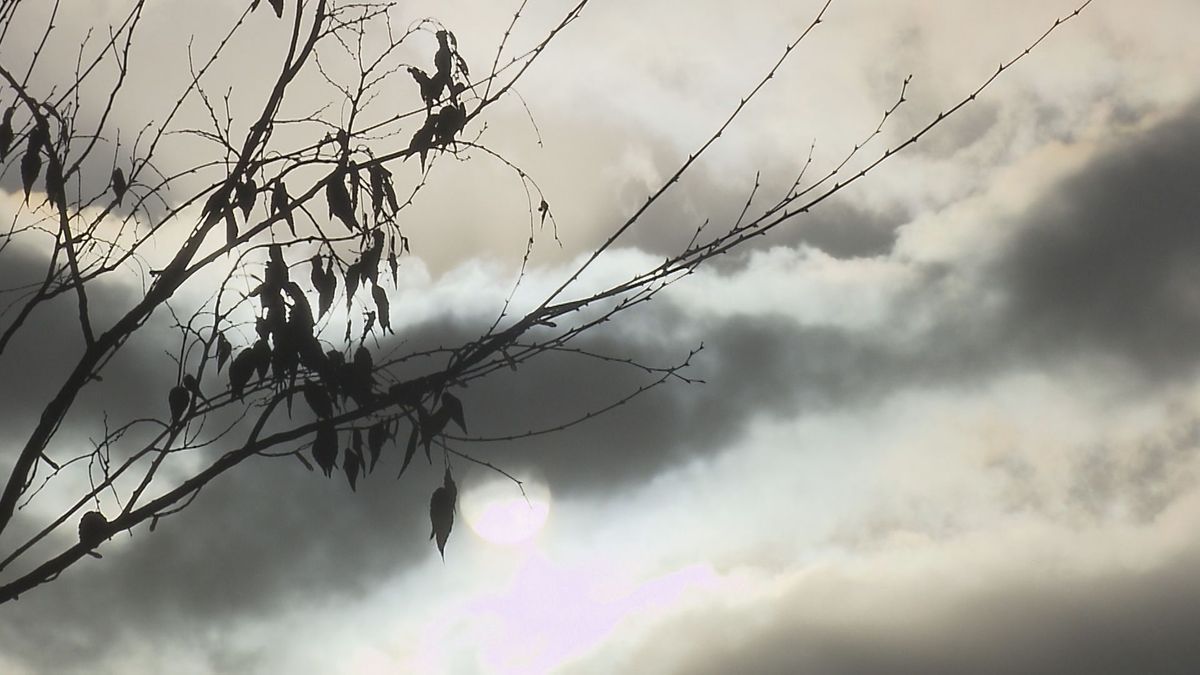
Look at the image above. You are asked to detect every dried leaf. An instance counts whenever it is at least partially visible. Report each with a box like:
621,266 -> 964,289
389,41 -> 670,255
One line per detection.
168,385 -> 190,423
111,168 -> 127,206
20,145 -> 41,201
271,180 -> 294,235
0,107 -> 13,160
235,177 -> 257,220
303,379 -> 333,418
78,511 -> 108,549
440,392 -> 466,433
344,260 -> 361,309
344,446 -> 361,491
326,166 -> 358,231
367,421 -> 388,472
312,425 -> 338,477
429,467 -> 457,559
216,332 -> 232,372
229,347 -> 257,399
372,284 -> 390,333
398,423 -> 419,479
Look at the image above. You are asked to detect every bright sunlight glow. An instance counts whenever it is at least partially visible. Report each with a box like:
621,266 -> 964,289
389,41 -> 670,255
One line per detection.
462,478 -> 551,546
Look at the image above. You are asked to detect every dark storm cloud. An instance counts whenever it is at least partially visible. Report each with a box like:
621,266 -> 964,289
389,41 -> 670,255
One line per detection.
0,295 -> 926,673
993,97 -> 1200,378
13,93 -> 1200,670
620,545 -> 1200,675
0,245 -> 163,451
433,308 -> 911,495
0,452 -> 440,673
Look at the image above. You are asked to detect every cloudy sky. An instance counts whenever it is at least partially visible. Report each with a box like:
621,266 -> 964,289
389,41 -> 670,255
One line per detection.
3,0 -> 1200,673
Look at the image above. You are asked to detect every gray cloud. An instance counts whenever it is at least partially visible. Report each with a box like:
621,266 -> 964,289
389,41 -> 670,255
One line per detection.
993,97 -> 1200,379
608,545 -> 1200,675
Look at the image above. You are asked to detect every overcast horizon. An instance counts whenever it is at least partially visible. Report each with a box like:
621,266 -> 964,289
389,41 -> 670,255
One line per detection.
3,0 -> 1200,673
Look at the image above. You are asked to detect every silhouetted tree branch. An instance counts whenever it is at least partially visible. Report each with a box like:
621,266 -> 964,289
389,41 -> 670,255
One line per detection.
0,0 -> 1091,604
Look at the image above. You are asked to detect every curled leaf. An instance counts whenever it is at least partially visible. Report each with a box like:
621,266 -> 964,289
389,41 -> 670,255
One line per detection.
111,168 -> 127,206
235,177 -> 257,220
271,180 -> 294,235
326,165 -> 357,231
0,107 -> 13,159
78,510 -> 108,549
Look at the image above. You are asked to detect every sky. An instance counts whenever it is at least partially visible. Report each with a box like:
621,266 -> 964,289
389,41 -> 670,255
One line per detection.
2,0 -> 1200,673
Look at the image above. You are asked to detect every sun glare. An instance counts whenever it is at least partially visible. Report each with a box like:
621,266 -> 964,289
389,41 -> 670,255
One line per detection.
462,478 -> 551,546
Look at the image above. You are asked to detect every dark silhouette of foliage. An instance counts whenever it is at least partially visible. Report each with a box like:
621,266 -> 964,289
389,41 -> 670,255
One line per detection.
0,0 -> 1093,604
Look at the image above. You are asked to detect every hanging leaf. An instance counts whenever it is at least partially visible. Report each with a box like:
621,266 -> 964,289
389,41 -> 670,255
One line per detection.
434,30 -> 453,83
312,425 -> 338,477
359,230 -> 383,288
347,160 -> 361,214
0,107 -> 13,159
397,422 -> 420,479
20,145 -> 41,201
354,344 -> 373,377
372,284 -> 390,333
344,260 -> 361,309
538,199 -> 550,225
201,187 -> 230,229
311,255 -> 336,319
367,421 -> 388,472
235,177 -> 257,220
111,168 -> 127,206
253,338 -> 272,379
216,332 -> 232,372
408,115 -> 437,171
44,152 -> 65,211
78,510 -> 108,549
265,243 -> 288,288
303,379 -> 333,418
168,385 -> 190,423
268,0 -> 283,18
271,180 -> 294,235
229,347 -> 256,399
182,374 -> 204,400
418,405 -> 450,463
429,467 -> 457,559
368,164 -> 386,218
433,103 -> 466,146
343,446 -> 361,491
326,165 -> 357,231
440,392 -> 466,433
388,235 -> 399,285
